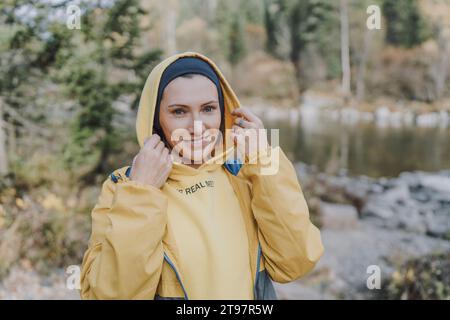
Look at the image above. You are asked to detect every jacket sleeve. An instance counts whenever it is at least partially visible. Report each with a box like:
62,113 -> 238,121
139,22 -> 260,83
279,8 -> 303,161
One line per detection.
239,146 -> 324,283
80,177 -> 168,299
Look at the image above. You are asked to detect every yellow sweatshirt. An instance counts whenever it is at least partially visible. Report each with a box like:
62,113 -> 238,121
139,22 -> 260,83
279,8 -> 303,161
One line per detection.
80,51 -> 324,300
165,159 -> 253,299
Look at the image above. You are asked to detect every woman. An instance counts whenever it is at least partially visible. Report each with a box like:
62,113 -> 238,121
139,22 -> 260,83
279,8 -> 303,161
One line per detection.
80,52 -> 324,300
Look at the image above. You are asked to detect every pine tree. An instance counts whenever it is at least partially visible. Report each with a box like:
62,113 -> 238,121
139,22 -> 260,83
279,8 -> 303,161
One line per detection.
283,0 -> 334,94
228,12 -> 246,66
264,0 -> 280,57
382,0 -> 429,48
60,0 -> 161,183
0,1 -> 73,177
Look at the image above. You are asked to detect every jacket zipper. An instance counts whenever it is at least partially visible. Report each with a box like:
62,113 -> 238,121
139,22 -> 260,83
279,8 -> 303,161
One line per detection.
253,243 -> 262,300
163,252 -> 189,300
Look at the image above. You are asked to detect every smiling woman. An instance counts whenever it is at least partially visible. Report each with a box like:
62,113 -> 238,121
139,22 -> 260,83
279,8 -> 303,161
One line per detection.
151,57 -> 227,167
158,73 -> 223,167
79,52 -> 324,300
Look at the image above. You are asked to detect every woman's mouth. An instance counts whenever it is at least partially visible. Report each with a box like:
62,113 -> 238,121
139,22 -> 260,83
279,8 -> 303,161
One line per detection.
186,135 -> 213,142
183,136 -> 217,149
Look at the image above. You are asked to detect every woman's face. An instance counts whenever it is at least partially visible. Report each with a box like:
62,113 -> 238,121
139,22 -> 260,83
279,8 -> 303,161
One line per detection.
158,74 -> 222,163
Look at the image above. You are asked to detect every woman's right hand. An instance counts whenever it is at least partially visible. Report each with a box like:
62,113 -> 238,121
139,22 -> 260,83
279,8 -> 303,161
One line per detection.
129,134 -> 172,189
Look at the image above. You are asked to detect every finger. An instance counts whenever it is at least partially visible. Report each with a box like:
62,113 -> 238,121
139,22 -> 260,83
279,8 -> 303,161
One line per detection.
165,153 -> 173,169
144,134 -> 161,149
231,107 -> 260,123
234,117 -> 255,129
232,124 -> 244,134
161,147 -> 169,158
155,140 -> 165,153
143,136 -> 152,147
166,153 -> 173,166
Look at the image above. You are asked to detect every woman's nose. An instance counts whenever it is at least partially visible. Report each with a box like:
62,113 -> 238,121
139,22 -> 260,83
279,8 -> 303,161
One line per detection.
188,117 -> 206,136
192,111 -> 202,122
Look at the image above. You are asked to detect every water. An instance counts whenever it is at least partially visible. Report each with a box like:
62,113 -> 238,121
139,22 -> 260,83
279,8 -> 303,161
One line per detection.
265,114 -> 450,178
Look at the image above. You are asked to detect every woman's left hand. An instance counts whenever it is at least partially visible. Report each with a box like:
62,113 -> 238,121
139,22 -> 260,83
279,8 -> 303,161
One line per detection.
230,107 -> 269,160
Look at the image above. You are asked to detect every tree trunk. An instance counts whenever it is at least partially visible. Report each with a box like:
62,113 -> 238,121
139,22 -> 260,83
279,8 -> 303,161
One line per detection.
339,128 -> 349,171
0,98 -> 9,175
340,0 -> 351,98
356,27 -> 373,101
165,0 -> 178,55
290,52 -> 307,97
434,26 -> 450,100
207,0 -> 218,18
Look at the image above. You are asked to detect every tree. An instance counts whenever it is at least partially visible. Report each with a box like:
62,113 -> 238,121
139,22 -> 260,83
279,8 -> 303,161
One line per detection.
262,0 -> 336,95
165,0 -> 178,55
430,23 -> 450,100
340,0 -> 351,97
241,0 -> 263,25
0,99 -> 7,175
355,26 -> 373,101
284,0 -> 334,94
60,0 -> 161,183
264,0 -> 281,57
0,0 -> 71,177
0,1 -> 161,183
228,12 -> 246,66
382,0 -> 429,48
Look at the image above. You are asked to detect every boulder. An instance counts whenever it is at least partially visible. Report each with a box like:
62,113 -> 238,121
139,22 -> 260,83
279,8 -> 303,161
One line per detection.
420,174 -> 450,195
425,211 -> 450,238
361,201 -> 394,220
319,201 -> 359,230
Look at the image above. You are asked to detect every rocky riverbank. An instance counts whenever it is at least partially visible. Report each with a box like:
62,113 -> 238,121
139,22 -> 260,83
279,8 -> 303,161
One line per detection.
274,163 -> 450,299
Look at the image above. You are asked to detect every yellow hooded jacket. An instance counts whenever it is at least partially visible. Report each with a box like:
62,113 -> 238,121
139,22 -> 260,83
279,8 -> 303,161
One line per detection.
80,51 -> 324,300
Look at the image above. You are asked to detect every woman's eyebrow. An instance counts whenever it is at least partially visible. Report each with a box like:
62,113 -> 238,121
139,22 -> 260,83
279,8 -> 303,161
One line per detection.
201,100 -> 219,106
167,104 -> 189,108
167,100 -> 219,108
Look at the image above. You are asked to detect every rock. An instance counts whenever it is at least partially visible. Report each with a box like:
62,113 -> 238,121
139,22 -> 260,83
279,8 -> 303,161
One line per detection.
370,183 -> 384,194
319,201 -> 359,230
420,174 -> 450,195
361,201 -> 394,220
361,185 -> 411,219
384,185 -> 411,204
425,211 -> 450,238
394,206 -> 427,234
409,186 -> 432,203
344,178 -> 371,200
297,162 -> 449,239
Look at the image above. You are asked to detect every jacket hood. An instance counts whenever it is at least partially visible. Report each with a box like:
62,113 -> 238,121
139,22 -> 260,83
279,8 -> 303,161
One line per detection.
136,51 -> 240,158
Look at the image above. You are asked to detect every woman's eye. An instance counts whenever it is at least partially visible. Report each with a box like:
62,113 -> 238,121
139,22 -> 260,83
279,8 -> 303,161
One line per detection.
203,105 -> 216,112
173,108 -> 186,115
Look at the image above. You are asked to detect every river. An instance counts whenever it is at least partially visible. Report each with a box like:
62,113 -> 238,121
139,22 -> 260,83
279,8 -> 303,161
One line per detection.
264,111 -> 450,178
